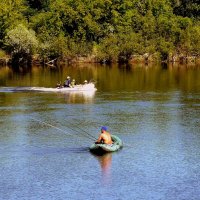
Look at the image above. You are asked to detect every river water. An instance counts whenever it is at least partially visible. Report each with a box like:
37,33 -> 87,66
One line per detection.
0,63 -> 200,200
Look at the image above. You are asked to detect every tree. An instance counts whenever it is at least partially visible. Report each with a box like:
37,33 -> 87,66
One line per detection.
189,25 -> 200,56
173,0 -> 200,19
26,0 -> 50,11
30,11 -> 64,42
5,24 -> 38,66
95,34 -> 119,63
0,0 -> 27,47
0,0 -> 199,63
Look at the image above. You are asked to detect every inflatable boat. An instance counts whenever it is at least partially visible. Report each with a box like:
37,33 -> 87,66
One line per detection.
89,135 -> 123,154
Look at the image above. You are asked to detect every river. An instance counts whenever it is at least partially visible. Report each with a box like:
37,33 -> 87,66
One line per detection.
0,63 -> 200,200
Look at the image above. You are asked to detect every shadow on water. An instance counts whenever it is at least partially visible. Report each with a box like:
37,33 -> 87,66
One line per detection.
33,147 -> 89,154
27,146 -> 90,156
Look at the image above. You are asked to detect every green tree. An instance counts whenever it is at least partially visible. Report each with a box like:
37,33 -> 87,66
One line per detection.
0,0 -> 199,63
173,0 -> 200,19
117,32 -> 142,63
190,25 -> 200,56
0,0 -> 27,46
5,24 -> 38,66
26,0 -> 50,11
30,11 -> 63,42
96,34 -> 120,62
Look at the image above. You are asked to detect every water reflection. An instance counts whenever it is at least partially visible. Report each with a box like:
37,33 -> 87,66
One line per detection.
0,63 -> 200,93
93,153 -> 112,184
61,91 -> 96,104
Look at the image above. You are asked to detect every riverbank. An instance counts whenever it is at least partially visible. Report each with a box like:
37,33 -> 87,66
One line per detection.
0,53 -> 200,67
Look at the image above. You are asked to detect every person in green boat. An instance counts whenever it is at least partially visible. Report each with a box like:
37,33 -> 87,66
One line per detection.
95,126 -> 113,145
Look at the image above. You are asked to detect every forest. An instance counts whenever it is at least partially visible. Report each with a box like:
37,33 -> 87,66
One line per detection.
0,0 -> 199,65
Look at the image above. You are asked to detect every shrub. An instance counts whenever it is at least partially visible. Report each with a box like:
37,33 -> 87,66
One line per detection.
5,24 -> 38,65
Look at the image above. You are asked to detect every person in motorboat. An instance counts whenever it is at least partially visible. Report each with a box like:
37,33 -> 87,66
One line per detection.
71,79 -> 76,87
64,76 -> 71,87
56,81 -> 63,88
95,126 -> 113,145
83,80 -> 88,85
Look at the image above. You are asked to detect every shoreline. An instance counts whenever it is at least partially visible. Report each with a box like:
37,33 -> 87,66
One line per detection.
0,54 -> 200,67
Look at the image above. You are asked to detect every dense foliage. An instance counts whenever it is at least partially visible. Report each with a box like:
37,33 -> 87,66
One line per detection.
0,0 -> 199,64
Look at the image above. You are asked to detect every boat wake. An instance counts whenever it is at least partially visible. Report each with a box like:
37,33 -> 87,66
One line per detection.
0,83 -> 97,93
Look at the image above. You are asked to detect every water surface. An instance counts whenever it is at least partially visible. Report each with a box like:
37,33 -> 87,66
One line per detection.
0,63 -> 200,200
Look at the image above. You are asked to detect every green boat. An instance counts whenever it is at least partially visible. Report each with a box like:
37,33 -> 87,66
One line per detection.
89,135 -> 123,154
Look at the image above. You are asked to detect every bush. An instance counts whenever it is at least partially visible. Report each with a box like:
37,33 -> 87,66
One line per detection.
5,24 -> 38,65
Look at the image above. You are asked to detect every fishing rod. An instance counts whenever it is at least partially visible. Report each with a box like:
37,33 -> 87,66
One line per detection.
30,117 -> 74,136
63,121 -> 97,141
74,118 -> 134,149
68,120 -> 98,141
55,107 -> 98,141
64,117 -> 134,149
30,117 -> 95,141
